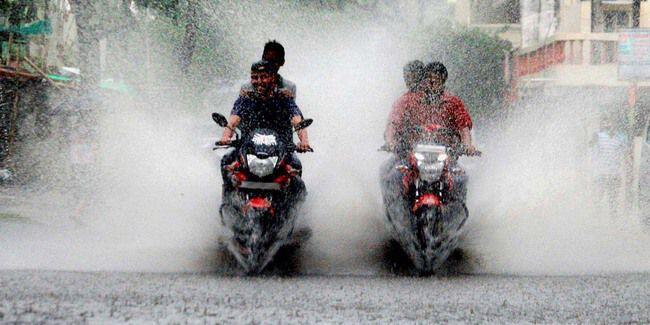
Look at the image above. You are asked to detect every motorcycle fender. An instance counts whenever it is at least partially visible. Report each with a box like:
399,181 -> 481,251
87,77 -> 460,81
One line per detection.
412,193 -> 441,212
243,197 -> 274,215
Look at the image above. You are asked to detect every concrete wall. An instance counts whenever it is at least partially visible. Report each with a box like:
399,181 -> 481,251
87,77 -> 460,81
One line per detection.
454,0 -> 472,26
642,2 -> 650,28
557,1 -> 582,33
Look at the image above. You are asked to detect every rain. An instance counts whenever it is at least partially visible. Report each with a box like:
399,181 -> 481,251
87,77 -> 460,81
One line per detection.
0,0 -> 649,322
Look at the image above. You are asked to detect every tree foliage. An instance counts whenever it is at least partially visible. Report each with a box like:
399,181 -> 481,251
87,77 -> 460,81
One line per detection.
0,0 -> 41,25
419,23 -> 513,121
133,0 -> 182,22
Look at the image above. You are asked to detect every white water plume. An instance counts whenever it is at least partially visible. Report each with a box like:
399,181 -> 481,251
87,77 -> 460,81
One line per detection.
0,1 -> 420,273
464,88 -> 650,275
1,1 -> 649,275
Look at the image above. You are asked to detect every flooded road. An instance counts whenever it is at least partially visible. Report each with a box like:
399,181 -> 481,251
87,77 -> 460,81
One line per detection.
1,271 -> 649,323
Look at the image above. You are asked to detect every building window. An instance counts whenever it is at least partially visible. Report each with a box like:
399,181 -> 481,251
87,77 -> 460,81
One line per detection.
604,10 -> 631,32
593,1 -> 633,32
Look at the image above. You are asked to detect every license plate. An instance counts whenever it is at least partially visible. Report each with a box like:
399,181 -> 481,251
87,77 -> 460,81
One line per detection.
239,181 -> 281,190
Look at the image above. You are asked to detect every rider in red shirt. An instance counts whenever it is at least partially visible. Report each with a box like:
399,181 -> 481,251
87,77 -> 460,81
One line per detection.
385,62 -> 478,155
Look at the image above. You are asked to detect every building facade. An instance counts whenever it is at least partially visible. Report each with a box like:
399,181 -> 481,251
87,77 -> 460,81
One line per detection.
454,0 -> 650,91
453,0 -> 650,214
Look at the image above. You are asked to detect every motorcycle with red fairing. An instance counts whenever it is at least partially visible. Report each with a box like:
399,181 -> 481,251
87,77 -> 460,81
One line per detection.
380,124 -> 480,273
212,113 -> 313,274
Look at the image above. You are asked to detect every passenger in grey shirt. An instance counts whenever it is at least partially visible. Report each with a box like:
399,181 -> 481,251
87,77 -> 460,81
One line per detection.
240,40 -> 297,99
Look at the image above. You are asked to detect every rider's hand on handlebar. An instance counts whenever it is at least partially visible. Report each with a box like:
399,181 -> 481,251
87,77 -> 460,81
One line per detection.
216,136 -> 232,146
463,145 -> 481,156
379,143 -> 394,152
296,141 -> 313,152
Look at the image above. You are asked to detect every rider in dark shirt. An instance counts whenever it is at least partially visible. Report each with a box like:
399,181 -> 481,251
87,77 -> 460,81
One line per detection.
229,91 -> 302,145
219,60 -> 311,184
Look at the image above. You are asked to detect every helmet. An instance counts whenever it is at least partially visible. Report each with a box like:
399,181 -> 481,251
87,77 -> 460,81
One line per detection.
424,61 -> 448,82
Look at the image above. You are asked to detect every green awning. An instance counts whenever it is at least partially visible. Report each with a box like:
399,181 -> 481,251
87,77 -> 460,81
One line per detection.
47,74 -> 73,82
0,19 -> 52,36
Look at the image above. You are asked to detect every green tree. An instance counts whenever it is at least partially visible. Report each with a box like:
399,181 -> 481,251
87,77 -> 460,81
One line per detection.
67,0 -> 199,87
133,0 -> 182,21
133,0 -> 198,75
417,24 -> 513,121
0,0 -> 40,25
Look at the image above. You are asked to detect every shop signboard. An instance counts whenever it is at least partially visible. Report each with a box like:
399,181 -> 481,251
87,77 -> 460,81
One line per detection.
619,29 -> 650,80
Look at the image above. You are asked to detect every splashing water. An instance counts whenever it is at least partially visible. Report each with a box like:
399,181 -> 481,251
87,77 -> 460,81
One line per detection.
1,1 -> 649,275
465,87 -> 650,275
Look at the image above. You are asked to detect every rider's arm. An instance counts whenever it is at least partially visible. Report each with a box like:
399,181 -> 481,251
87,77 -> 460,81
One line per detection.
385,120 -> 399,148
449,96 -> 477,153
460,127 -> 472,147
219,115 -> 241,142
220,96 -> 248,143
291,115 -> 309,147
385,96 -> 408,149
286,97 -> 310,150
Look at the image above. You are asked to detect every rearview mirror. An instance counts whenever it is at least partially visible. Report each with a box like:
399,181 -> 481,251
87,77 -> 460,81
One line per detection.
295,118 -> 313,131
212,113 -> 228,127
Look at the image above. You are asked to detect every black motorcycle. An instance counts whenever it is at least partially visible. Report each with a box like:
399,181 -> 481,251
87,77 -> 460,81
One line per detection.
212,113 -> 313,274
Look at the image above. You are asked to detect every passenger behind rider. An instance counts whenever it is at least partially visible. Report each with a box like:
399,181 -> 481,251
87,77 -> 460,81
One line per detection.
219,60 -> 311,185
403,60 -> 424,93
240,40 -> 296,99
382,60 -> 424,149
380,60 -> 425,176
385,61 -> 478,156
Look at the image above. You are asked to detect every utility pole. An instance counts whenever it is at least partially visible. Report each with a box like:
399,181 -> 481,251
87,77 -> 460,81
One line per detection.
179,0 -> 197,76
69,0 -> 100,89
592,0 -> 604,32
630,0 -> 642,217
633,0 -> 640,28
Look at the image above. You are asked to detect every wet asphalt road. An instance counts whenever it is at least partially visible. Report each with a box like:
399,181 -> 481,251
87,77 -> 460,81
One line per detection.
1,271 -> 649,323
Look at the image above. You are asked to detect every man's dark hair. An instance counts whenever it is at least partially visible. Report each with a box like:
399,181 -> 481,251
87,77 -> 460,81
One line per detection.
262,40 -> 285,66
403,60 -> 424,75
403,60 -> 425,92
251,60 -> 277,73
424,61 -> 448,81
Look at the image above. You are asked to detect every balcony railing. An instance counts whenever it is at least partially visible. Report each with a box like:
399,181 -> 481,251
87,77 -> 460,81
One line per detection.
591,40 -> 618,64
602,0 -> 633,4
513,33 -> 623,79
513,41 -> 566,78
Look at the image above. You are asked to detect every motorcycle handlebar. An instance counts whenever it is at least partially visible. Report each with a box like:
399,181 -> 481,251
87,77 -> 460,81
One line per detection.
455,146 -> 482,157
295,147 -> 314,153
379,143 -> 482,157
287,143 -> 314,153
214,139 -> 241,148
213,141 -> 314,153
378,144 -> 391,152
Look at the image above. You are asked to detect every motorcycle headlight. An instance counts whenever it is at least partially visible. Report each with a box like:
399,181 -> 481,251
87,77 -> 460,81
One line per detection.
413,144 -> 447,182
246,154 -> 278,178
416,159 -> 444,182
